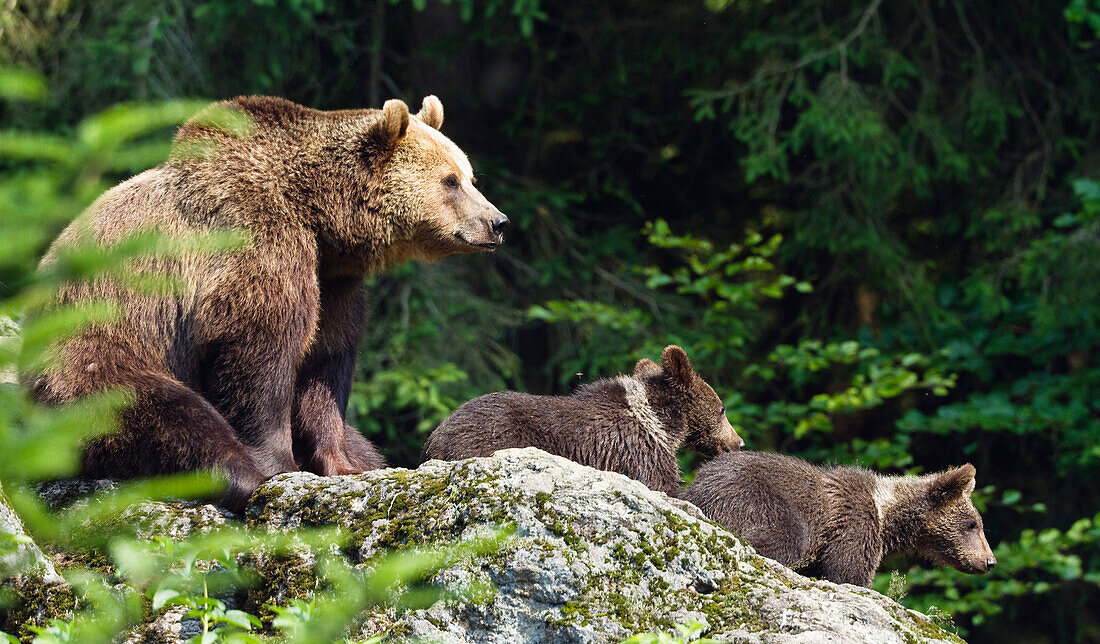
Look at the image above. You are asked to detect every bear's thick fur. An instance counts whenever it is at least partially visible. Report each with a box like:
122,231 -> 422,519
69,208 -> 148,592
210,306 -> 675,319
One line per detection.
422,346 -> 744,495
683,451 -> 997,586
31,95 -> 508,509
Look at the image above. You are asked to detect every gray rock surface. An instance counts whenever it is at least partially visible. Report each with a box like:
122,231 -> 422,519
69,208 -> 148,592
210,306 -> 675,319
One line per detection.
251,448 -> 961,643
3,448 -> 962,643
0,483 -> 62,584
1,483 -> 74,638
0,315 -> 18,386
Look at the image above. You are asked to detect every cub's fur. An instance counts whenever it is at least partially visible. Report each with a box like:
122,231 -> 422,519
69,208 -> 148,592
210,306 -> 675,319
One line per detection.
683,451 -> 997,586
31,95 -> 508,509
423,346 -> 743,495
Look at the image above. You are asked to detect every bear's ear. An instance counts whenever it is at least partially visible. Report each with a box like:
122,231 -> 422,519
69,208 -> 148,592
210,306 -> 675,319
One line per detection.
661,345 -> 696,389
928,464 -> 977,506
633,358 -> 660,377
417,95 -> 444,130
369,99 -> 410,148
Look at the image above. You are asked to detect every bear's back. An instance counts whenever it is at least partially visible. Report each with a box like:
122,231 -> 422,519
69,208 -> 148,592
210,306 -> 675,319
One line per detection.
685,451 -> 828,563
424,390 -> 626,462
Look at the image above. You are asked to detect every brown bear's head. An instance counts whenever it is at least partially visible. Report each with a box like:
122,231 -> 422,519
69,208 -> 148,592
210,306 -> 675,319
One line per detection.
361,96 -> 509,263
180,95 -> 508,274
635,346 -> 744,455
915,464 -> 997,575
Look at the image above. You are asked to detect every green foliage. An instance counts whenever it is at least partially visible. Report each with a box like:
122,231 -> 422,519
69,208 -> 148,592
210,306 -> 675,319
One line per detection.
350,261 -> 519,465
528,220 -> 951,468
620,620 -> 722,644
886,182 -> 1100,635
3,0 -> 1100,640
351,362 -> 468,433
878,510 -> 1100,631
1065,0 -> 1100,45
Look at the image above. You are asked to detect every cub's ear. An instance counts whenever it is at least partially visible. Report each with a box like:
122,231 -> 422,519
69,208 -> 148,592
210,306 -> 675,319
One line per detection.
417,95 -> 444,130
633,358 -> 660,377
369,99 -> 410,148
661,345 -> 696,389
928,463 -> 977,506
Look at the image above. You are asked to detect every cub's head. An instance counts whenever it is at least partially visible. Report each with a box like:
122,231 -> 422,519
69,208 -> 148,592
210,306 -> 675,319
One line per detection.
916,464 -> 997,575
362,96 -> 508,261
634,346 -> 744,454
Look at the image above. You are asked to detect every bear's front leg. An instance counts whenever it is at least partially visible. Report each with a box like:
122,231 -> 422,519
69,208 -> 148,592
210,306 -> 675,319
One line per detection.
292,277 -> 387,475
818,522 -> 883,587
195,251 -> 319,476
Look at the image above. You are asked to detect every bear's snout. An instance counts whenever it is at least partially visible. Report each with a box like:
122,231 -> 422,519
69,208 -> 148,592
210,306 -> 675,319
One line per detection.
962,557 -> 992,574
719,416 -> 744,452
959,540 -> 997,575
454,207 -> 509,250
722,434 -> 745,452
484,212 -> 509,245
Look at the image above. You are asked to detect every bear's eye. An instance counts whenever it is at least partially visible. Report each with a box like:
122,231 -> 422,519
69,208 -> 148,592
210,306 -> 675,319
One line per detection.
443,174 -> 460,189
967,520 -> 978,531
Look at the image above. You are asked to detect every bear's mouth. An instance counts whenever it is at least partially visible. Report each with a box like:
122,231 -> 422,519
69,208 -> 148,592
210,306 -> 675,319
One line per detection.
455,232 -> 503,251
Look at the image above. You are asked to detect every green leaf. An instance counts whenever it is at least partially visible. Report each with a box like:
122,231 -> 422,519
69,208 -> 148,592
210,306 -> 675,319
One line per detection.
0,132 -> 76,164
77,101 -> 211,151
152,589 -> 183,612
0,69 -> 47,102
221,610 -> 260,630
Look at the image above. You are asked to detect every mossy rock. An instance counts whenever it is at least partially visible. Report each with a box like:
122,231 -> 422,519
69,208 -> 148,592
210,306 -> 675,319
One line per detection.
248,448 -> 966,644
1,485 -> 73,639
5,449 -> 965,643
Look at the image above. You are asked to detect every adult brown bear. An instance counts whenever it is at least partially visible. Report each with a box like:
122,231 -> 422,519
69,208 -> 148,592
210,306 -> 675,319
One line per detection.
30,95 -> 508,509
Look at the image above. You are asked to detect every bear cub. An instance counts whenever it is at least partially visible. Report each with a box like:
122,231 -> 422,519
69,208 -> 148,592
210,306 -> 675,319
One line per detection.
423,345 -> 744,495
683,451 -> 997,587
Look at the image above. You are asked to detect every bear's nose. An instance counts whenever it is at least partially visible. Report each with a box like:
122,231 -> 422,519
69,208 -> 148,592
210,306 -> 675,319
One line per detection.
986,556 -> 997,569
491,214 -> 510,234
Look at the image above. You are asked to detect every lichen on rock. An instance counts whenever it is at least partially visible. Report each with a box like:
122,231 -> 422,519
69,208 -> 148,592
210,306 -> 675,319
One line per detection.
3,448 -> 966,643
250,448 -> 965,644
1,483 -> 74,638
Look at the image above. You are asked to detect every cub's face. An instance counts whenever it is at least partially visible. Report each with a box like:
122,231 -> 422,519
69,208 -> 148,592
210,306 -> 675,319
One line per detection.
642,346 -> 744,454
683,378 -> 744,455
920,465 -> 997,575
373,97 -> 509,262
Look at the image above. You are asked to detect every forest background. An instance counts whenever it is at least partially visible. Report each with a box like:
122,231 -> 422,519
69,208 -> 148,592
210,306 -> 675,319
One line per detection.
1,0 -> 1099,642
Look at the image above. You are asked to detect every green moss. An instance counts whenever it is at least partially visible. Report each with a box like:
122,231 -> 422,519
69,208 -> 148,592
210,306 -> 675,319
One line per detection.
530,491 -> 584,551
49,547 -> 114,576
57,461 -> 956,643
0,578 -> 75,641
880,599 -> 964,644
385,620 -> 412,639
241,551 -> 320,622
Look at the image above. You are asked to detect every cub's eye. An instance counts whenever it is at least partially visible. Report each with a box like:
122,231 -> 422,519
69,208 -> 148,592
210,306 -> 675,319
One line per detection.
967,521 -> 978,530
443,175 -> 460,189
